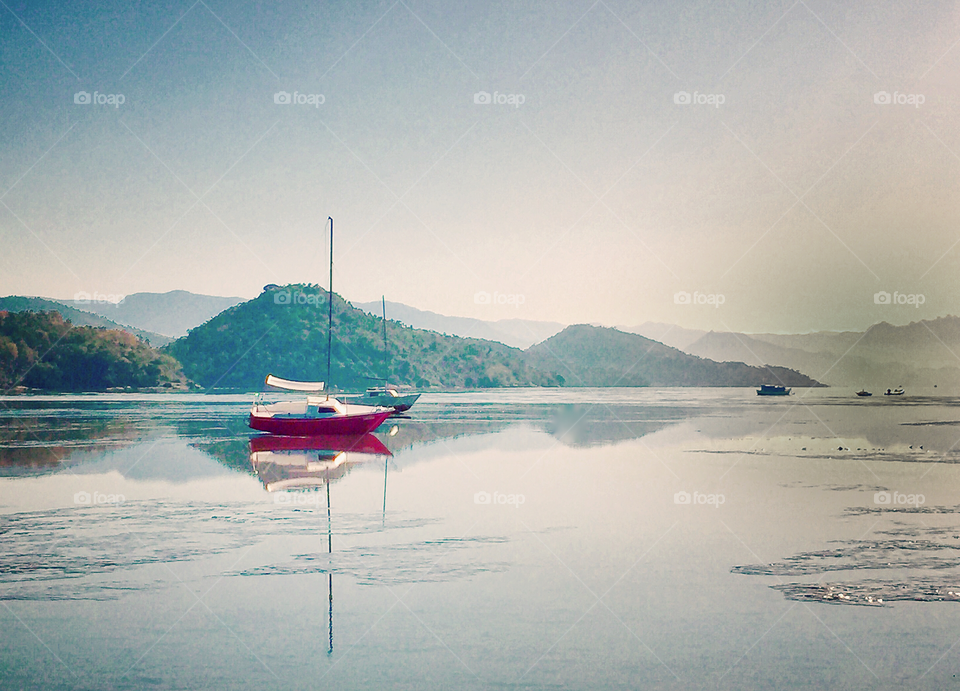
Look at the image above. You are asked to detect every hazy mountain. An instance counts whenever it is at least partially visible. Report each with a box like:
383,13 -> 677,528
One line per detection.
525,325 -> 823,388
0,296 -> 172,347
353,300 -> 565,349
684,317 -> 960,391
59,290 -> 245,338
167,285 -> 564,391
618,322 -> 708,351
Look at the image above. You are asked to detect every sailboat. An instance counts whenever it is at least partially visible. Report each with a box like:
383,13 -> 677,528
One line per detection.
344,297 -> 421,413
248,218 -> 394,436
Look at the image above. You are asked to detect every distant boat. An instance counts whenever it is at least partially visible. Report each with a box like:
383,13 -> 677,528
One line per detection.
884,387 -> 905,396
341,296 -> 421,413
350,385 -> 421,412
856,389 -> 872,397
248,218 -> 393,436
757,384 -> 791,396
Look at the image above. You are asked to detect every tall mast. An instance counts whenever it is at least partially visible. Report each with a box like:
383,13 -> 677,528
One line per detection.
326,217 -> 334,394
381,295 -> 387,387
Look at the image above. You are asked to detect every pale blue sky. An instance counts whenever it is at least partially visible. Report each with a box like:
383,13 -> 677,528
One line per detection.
2,0 -> 960,333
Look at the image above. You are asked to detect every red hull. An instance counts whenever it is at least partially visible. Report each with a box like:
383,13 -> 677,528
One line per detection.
249,433 -> 391,456
248,410 -> 392,436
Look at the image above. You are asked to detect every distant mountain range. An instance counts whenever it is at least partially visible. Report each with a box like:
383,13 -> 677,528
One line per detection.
618,322 -> 709,351
525,325 -> 822,388
0,296 -> 172,347
7,287 -> 960,392
353,300 -> 565,349
168,286 -> 823,390
58,290 -> 245,338
684,317 -> 960,390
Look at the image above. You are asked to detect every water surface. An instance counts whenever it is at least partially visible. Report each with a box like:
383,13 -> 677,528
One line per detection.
2,389 -> 960,689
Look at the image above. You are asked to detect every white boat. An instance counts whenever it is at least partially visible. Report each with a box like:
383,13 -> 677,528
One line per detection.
342,296 -> 420,413
352,385 -> 420,412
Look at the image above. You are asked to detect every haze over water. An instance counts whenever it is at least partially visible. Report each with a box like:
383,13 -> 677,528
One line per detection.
3,389 -> 960,689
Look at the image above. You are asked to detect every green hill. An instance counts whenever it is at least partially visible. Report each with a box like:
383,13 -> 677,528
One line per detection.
0,311 -> 188,392
0,296 -> 172,347
165,284 -> 564,391
525,325 -> 824,387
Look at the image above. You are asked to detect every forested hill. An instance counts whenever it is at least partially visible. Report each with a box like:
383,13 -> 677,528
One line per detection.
525,325 -> 824,387
165,284 -> 565,390
0,311 -> 187,392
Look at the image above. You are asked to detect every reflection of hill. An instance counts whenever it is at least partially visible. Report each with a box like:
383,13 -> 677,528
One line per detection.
191,437 -> 255,475
0,415 -> 141,476
539,403 -> 688,447
382,420 -> 512,453
385,402 -> 695,451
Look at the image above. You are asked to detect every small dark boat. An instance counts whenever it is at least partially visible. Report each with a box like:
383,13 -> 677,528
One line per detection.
341,297 -> 421,413
856,390 -> 872,397
757,384 -> 791,396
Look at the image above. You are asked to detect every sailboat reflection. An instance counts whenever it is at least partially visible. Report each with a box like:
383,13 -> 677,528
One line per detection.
249,433 -> 392,492
248,433 -> 393,653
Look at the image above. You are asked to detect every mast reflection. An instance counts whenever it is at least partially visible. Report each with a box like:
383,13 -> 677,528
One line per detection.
248,433 -> 393,653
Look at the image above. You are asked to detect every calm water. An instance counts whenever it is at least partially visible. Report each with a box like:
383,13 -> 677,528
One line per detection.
3,388 -> 960,690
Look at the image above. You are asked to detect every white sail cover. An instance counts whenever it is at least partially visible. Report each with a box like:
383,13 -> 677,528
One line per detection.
264,374 -> 325,392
